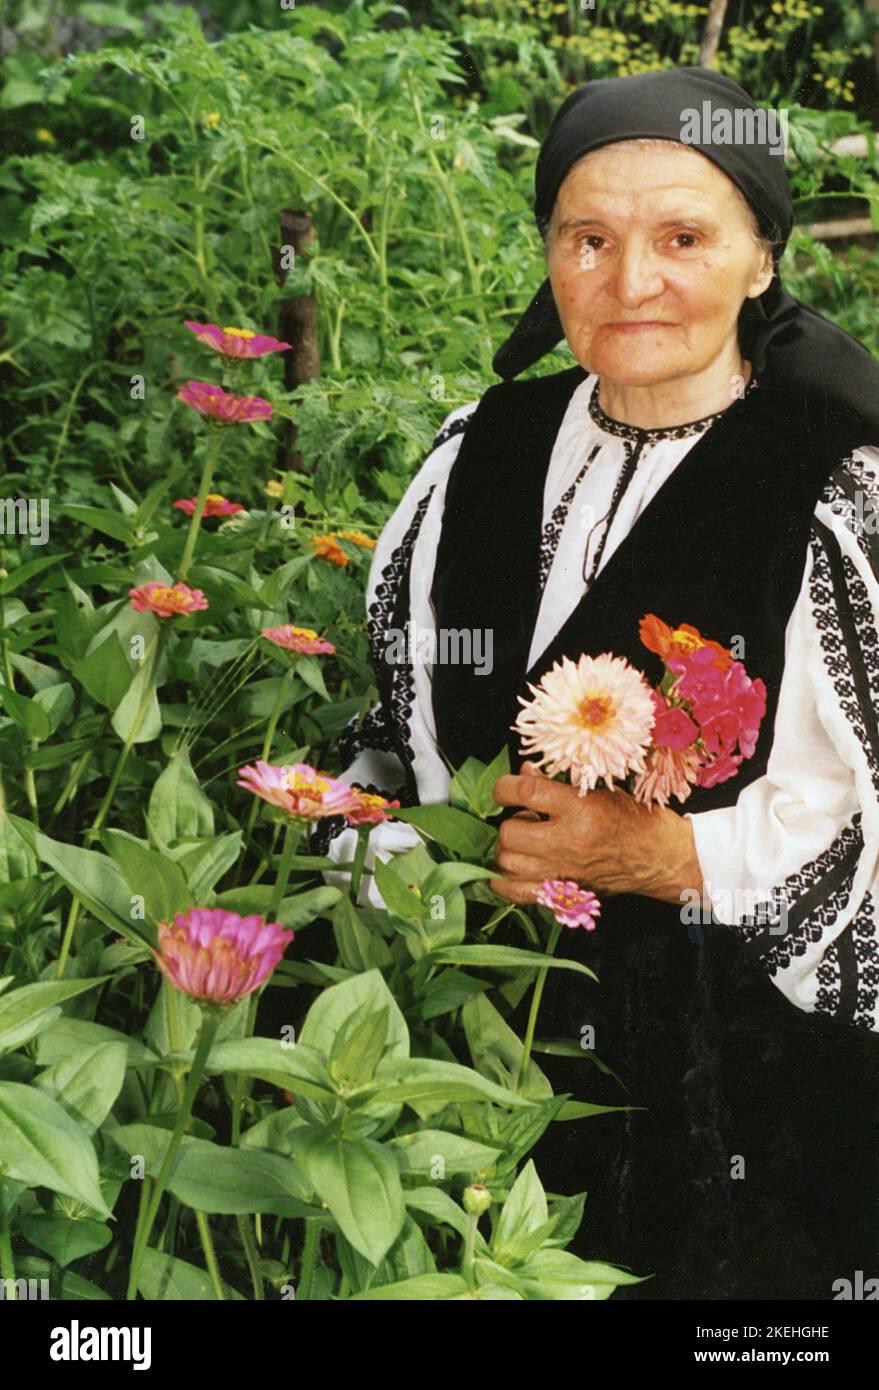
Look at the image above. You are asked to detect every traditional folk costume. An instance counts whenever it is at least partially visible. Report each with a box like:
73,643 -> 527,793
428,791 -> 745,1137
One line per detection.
319,68 -> 879,1299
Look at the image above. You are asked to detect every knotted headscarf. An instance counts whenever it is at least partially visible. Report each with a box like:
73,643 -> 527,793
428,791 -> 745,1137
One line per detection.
493,66 -> 879,440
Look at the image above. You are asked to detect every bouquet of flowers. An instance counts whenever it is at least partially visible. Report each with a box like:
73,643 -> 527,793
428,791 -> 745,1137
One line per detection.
513,613 -> 767,811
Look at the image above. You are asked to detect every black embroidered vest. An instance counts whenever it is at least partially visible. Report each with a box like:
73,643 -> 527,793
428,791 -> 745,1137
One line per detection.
430,364 -> 860,819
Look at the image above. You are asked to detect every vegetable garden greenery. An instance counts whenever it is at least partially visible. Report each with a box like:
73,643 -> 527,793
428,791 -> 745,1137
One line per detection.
0,0 -> 877,1301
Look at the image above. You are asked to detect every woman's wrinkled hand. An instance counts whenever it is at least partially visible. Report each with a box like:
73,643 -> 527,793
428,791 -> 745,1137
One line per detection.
488,761 -> 705,907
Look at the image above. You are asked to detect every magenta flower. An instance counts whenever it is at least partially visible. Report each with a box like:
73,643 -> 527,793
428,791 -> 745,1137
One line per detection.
649,690 -> 699,750
184,320 -> 293,360
237,761 -> 362,821
260,624 -> 336,656
153,908 -> 293,1004
695,750 -> 744,789
345,789 -> 401,825
129,581 -> 209,618
173,493 -> 245,517
537,880 -> 601,930
177,381 -> 272,425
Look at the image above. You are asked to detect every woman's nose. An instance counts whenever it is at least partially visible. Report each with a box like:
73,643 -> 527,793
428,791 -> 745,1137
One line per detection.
610,242 -> 665,307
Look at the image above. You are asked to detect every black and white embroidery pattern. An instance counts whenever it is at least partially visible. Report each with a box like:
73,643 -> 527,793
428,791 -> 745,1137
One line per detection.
810,523 -> 879,801
587,374 -> 759,444
429,408 -> 475,456
850,890 -> 879,1029
738,814 -> 864,992
538,447 -> 599,590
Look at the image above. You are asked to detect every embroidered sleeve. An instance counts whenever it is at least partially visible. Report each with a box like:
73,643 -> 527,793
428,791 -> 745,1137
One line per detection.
312,402 -> 477,903
685,445 -> 879,1033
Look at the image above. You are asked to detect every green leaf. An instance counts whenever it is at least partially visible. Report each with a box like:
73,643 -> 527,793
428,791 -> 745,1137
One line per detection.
35,1041 -> 126,1133
331,895 -> 394,972
34,1017 -> 158,1071
372,857 -> 426,922
111,657 -> 161,744
357,1057 -> 530,1110
55,504 -> 136,544
0,1083 -> 110,1216
32,682 -> 75,738
147,749 -> 214,846
175,833 -> 242,900
388,1129 -> 502,1178
461,994 -> 553,1100
71,631 -> 133,710
138,1248 -> 245,1301
393,805 -> 496,858
350,1272 -> 470,1300
511,1247 -> 644,1299
111,1125 -> 313,1216
205,1037 -> 334,1101
100,829 -> 191,926
299,968 -> 409,1063
11,816 -> 154,949
430,944 -> 597,979
19,1214 -> 111,1269
213,883 -> 341,931
0,977 -> 108,1054
288,1127 -> 405,1265
0,686 -> 50,740
491,1159 -> 552,1264
329,1003 -> 389,1090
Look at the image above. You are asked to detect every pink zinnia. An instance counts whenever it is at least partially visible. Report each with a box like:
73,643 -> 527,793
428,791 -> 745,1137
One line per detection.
173,493 -> 245,517
177,381 -> 272,425
537,880 -> 601,930
260,625 -> 336,656
237,761 -> 362,821
129,581 -> 209,618
184,320 -> 293,360
153,908 -> 293,1004
632,742 -> 705,808
345,789 -> 400,825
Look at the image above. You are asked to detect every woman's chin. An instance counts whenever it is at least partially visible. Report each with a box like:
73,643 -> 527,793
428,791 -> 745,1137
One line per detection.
582,335 -> 694,385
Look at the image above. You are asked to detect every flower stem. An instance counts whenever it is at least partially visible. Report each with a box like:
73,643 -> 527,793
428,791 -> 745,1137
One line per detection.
195,1210 -> 227,1300
0,1214 -> 16,1297
462,1212 -> 478,1286
515,920 -> 562,1094
350,826 -> 369,903
126,1008 -> 220,1300
298,1217 -> 320,1301
268,819 -> 301,921
179,427 -> 223,581
240,664 -> 294,854
236,1213 -> 264,1301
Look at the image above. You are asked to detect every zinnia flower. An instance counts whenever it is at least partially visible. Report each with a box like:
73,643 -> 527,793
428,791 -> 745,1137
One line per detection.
537,880 -> 601,930
639,614 -> 733,671
311,530 -> 376,567
513,653 -> 656,795
345,789 -> 400,825
184,321 -> 292,360
260,625 -> 335,655
632,743 -> 705,808
177,380 -> 272,424
153,908 -> 293,1004
173,493 -> 245,517
237,761 -> 362,821
129,581 -> 209,618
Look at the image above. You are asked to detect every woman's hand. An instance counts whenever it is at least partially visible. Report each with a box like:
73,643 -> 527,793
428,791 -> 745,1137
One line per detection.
489,762 -> 705,906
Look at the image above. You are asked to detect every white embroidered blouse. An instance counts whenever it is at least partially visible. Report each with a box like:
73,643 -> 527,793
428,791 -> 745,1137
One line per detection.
321,371 -> 879,1034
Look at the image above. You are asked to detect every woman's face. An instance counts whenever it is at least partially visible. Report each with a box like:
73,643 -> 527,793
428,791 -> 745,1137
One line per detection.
545,142 -> 775,385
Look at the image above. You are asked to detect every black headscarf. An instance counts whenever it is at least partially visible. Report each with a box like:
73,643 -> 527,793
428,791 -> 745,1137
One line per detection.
493,66 -> 879,441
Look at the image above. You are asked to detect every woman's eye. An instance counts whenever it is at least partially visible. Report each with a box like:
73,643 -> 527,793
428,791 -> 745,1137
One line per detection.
671,232 -> 701,249
577,235 -> 606,254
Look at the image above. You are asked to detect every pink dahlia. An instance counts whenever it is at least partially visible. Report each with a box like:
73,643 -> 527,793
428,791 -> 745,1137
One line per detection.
153,907 -> 293,1004
260,625 -> 336,656
537,880 -> 601,930
184,321 -> 293,360
513,653 -> 656,796
173,493 -> 245,517
177,380 -> 272,425
345,789 -> 400,825
129,581 -> 209,618
237,761 -> 362,821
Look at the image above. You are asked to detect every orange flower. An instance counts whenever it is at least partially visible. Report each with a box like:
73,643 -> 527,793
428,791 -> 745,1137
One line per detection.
639,614 -> 733,671
311,530 -> 376,567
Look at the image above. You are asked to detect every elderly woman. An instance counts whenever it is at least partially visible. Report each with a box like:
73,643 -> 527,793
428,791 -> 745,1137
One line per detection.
319,68 -> 879,1299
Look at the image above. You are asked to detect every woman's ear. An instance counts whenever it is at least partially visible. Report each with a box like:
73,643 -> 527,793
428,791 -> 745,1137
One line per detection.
746,249 -> 775,300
